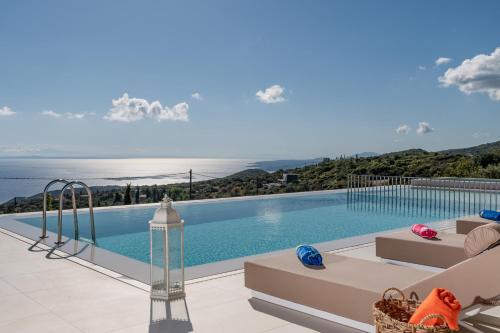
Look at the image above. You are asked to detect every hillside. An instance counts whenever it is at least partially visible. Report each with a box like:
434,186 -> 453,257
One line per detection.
224,168 -> 271,180
249,158 -> 324,171
351,152 -> 380,158
439,140 -> 500,156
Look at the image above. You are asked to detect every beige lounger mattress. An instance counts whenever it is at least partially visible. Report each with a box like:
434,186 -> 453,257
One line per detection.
376,230 -> 467,268
245,251 -> 433,324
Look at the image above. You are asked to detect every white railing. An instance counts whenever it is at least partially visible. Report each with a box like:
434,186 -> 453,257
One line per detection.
347,175 -> 500,217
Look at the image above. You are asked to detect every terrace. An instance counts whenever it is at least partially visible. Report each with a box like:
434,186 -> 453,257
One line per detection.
2,224 -> 500,333
1,179 -> 500,332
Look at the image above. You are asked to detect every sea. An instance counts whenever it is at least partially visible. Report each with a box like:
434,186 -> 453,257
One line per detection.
0,158 -> 255,204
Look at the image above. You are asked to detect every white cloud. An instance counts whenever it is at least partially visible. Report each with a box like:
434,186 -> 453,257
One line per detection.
41,110 -> 88,119
418,65 -> 426,71
66,113 -> 86,119
416,122 -> 434,135
0,106 -> 15,116
191,92 -> 203,101
104,93 -> 189,122
438,47 -> 500,101
256,84 -> 285,104
42,110 -> 62,118
435,57 -> 452,66
396,124 -> 411,134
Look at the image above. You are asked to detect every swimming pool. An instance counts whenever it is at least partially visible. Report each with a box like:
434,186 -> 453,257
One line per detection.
14,189 -> 470,267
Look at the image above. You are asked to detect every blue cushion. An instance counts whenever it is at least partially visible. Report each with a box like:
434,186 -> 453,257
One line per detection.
480,210 -> 500,222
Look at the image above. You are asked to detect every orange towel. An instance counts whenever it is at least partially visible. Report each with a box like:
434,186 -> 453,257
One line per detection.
409,288 -> 461,330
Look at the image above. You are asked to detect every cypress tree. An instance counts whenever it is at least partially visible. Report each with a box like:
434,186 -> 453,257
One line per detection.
46,193 -> 53,211
152,185 -> 158,202
124,183 -> 132,205
135,186 -> 140,204
144,187 -> 151,199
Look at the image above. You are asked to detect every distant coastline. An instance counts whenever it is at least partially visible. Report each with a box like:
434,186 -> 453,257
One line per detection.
0,157 -> 325,204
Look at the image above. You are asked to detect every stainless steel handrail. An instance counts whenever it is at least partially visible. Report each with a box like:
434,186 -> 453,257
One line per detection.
41,179 -> 77,239
56,181 -> 95,245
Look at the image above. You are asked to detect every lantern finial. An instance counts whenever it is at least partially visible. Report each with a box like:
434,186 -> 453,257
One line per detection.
162,194 -> 172,204
150,195 -> 182,225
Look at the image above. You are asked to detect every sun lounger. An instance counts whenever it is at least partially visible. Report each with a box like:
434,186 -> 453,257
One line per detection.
245,252 -> 432,331
377,218 -> 499,268
456,216 -> 491,234
376,230 -> 467,268
244,246 -> 500,332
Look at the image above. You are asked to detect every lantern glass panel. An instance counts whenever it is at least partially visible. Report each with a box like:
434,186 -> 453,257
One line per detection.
151,227 -> 167,294
168,226 -> 183,294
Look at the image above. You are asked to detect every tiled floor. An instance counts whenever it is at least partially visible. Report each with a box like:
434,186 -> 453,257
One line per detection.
0,229 -> 367,333
0,228 -> 498,332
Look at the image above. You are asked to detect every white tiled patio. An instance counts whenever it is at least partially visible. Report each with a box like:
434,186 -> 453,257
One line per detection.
0,227 -> 499,333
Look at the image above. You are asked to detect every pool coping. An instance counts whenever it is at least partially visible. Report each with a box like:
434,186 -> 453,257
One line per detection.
0,188 -> 464,287
2,188 -> 348,217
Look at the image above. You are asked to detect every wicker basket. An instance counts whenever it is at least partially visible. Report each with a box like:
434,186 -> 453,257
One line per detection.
373,288 -> 455,333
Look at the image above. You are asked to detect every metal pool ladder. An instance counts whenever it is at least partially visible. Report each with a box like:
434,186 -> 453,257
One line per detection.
41,179 -> 96,245
41,179 -> 77,239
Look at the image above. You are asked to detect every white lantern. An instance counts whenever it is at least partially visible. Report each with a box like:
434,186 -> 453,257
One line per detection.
149,195 -> 185,300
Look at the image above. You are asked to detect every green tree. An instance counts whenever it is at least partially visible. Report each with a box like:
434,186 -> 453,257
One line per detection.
475,152 -> 500,167
124,183 -> 132,205
152,185 -> 159,202
481,164 -> 500,178
113,192 -> 122,204
444,158 -> 478,177
169,187 -> 187,201
46,193 -> 53,211
134,186 -> 140,204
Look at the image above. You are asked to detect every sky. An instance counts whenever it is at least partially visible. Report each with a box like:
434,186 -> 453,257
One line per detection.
1,0 -> 499,159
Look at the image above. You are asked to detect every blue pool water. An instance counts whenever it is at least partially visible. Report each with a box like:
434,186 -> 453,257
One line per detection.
16,190 -> 474,267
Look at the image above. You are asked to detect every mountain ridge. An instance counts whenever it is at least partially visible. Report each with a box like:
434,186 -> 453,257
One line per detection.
438,140 -> 500,156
